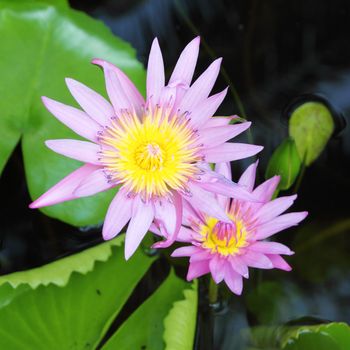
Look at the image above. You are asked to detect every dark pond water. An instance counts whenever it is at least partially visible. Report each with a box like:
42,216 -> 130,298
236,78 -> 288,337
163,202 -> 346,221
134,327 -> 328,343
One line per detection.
1,0 -> 350,349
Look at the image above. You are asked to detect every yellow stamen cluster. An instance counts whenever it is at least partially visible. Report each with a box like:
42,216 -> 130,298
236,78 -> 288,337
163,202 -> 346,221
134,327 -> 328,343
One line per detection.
99,106 -> 202,200
198,216 -> 248,256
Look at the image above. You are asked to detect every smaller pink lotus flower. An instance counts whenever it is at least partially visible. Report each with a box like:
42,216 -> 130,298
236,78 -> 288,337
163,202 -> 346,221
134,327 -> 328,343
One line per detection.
169,161 -> 308,295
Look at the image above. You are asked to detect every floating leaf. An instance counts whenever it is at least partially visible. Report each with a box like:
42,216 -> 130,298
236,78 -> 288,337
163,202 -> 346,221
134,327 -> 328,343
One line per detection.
265,138 -> 301,190
0,237 -> 154,349
0,1 -> 146,226
102,271 -> 197,350
289,102 -> 334,166
163,280 -> 198,350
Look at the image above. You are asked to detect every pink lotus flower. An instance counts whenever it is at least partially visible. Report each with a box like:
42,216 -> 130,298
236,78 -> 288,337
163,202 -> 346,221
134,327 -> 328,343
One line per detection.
170,161 -> 308,295
30,37 -> 263,259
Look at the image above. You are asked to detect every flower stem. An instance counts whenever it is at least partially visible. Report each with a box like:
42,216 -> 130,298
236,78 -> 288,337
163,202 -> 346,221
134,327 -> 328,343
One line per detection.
208,277 -> 219,305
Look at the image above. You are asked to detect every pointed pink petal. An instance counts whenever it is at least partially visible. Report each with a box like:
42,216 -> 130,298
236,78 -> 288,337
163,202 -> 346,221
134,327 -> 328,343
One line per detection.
41,97 -> 101,142
254,211 -> 308,240
93,61 -> 133,114
187,260 -> 210,281
249,241 -> 294,255
189,250 -> 212,262
203,115 -> 238,128
189,88 -> 228,128
169,36 -> 200,87
198,122 -> 251,148
125,198 -> 155,260
203,143 -> 263,163
146,38 -> 165,104
209,256 -> 226,283
253,176 -> 280,203
238,160 -> 259,192
229,256 -> 249,278
224,264 -> 243,295
92,59 -> 144,113
177,227 -> 195,242
152,191 -> 183,248
196,170 -> 259,202
65,78 -> 114,126
266,254 -> 292,271
102,187 -> 133,240
254,195 -> 297,224
171,245 -> 200,257
186,182 -> 230,223
73,169 -> 114,197
154,198 -> 176,236
45,139 -> 100,165
179,58 -> 222,113
241,250 -> 273,269
215,162 -> 232,181
214,162 -> 231,211
29,164 -> 99,208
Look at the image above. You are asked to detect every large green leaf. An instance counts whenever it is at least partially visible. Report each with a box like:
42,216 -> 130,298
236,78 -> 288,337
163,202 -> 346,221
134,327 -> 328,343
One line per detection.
283,323 -> 350,350
0,1 -> 146,226
163,280 -> 198,350
247,322 -> 350,350
102,271 -> 197,350
0,237 -> 154,349
289,102 -> 334,166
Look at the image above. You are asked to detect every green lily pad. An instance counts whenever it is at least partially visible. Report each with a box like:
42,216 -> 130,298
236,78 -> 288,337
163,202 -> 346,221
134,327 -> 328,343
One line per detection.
0,1 -> 145,226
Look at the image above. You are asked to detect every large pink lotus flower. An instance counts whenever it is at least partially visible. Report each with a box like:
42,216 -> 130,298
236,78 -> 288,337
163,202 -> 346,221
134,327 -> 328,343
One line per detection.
170,161 -> 308,295
30,37 -> 262,259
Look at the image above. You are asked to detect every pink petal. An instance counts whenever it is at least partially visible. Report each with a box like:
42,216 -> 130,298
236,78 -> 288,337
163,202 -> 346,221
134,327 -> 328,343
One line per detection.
229,256 -> 249,278
198,122 -> 251,148
92,59 -> 144,114
182,200 -> 203,226
152,191 -> 183,248
224,264 -> 243,295
41,97 -> 101,142
93,62 -> 132,114
171,245 -> 200,257
125,197 -> 155,260
253,176 -> 280,203
196,170 -> 259,202
249,241 -> 294,255
185,182 -> 230,223
177,226 -> 196,242
29,164 -> 99,208
146,38 -> 165,105
65,78 -> 114,126
254,195 -> 297,224
254,211 -> 308,240
73,169 -> 114,197
179,58 -> 222,113
214,162 -> 232,211
169,36 -> 200,87
187,260 -> 210,281
266,254 -> 292,271
209,256 -> 226,283
45,139 -> 100,165
203,143 -> 263,163
203,115 -> 238,128
189,88 -> 228,128
238,160 -> 259,192
189,250 -> 212,262
102,187 -> 133,240
215,162 -> 232,181
241,250 -> 273,269
154,198 -> 176,237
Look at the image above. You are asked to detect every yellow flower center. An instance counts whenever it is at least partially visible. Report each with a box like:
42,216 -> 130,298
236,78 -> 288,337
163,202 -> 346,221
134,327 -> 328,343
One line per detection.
199,216 -> 248,256
99,106 -> 202,200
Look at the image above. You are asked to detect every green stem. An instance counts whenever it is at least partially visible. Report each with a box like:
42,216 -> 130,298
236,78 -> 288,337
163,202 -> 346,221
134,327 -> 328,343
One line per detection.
293,161 -> 306,193
208,277 -> 219,305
